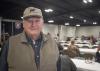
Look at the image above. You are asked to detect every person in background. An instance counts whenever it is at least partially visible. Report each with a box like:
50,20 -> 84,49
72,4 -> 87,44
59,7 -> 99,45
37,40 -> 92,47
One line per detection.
96,44 -> 100,63
66,40 -> 80,58
81,35 -> 85,41
89,35 -> 97,45
57,43 -> 63,54
0,7 -> 77,71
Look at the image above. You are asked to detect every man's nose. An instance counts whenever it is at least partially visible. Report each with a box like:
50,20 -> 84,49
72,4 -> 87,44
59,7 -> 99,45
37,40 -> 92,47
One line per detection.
31,21 -> 36,26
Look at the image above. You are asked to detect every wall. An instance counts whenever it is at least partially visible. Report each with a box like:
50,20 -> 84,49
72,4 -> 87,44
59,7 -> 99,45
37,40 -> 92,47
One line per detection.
0,21 -> 100,41
42,24 -> 70,40
66,26 -> 76,37
60,26 -> 76,40
43,24 -> 77,40
43,24 -> 58,37
43,24 -> 100,40
75,26 -> 100,38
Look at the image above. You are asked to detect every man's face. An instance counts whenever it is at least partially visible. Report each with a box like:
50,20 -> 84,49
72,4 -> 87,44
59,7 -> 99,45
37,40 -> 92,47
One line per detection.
23,17 -> 44,36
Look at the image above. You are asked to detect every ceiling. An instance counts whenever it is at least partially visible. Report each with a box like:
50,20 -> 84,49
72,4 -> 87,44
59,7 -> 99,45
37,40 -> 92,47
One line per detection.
0,0 -> 100,26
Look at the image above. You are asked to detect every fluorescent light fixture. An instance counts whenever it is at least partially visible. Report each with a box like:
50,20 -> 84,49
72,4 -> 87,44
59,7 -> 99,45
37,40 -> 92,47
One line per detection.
21,17 -> 23,19
88,0 -> 93,3
83,0 -> 88,4
99,11 -> 100,14
83,0 -> 93,3
65,23 -> 69,25
93,22 -> 97,24
69,16 -> 74,19
45,9 -> 53,12
84,19 -> 87,22
48,20 -> 54,23
76,24 -> 80,27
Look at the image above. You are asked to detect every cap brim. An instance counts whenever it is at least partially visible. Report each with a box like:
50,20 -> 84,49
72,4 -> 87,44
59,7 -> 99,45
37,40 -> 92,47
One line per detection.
23,15 -> 42,20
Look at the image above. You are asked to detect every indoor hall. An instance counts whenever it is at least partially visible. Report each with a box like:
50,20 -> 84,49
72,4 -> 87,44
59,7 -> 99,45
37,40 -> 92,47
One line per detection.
0,0 -> 100,71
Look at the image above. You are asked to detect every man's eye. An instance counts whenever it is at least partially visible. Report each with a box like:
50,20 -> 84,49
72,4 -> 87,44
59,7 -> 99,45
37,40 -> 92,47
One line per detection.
35,20 -> 40,22
27,20 -> 33,23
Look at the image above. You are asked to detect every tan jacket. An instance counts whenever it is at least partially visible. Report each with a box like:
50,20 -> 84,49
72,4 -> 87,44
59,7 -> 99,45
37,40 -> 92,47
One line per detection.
7,32 -> 59,71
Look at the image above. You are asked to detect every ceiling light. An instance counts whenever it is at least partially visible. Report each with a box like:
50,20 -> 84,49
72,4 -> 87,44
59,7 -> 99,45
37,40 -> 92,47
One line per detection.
45,9 -> 53,12
88,0 -> 93,3
76,24 -> 80,27
83,0 -> 93,4
69,16 -> 74,19
65,23 -> 69,26
83,19 -> 87,22
99,11 -> 100,14
48,20 -> 54,23
83,0 -> 88,4
93,22 -> 97,25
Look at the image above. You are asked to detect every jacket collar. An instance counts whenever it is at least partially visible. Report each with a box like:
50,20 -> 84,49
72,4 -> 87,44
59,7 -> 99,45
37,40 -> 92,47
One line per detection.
20,31 -> 48,44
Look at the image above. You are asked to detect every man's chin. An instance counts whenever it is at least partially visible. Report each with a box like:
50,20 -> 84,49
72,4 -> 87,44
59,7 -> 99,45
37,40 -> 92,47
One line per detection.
30,32 -> 40,36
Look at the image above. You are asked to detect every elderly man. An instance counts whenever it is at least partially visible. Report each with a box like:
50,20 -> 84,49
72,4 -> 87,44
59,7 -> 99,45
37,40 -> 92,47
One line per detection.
0,7 -> 76,71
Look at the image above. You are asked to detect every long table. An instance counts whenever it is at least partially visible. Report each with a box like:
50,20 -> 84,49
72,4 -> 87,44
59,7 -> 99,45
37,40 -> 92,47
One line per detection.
79,48 -> 97,54
71,59 -> 100,71
61,43 -> 98,48
63,47 -> 98,55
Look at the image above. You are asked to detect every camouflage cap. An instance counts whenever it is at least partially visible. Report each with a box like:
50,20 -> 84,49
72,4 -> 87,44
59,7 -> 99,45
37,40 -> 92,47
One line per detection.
23,7 -> 43,19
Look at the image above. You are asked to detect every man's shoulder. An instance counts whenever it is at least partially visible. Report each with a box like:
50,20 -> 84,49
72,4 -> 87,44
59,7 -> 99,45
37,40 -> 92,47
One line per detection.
9,32 -> 24,40
44,34 -> 56,42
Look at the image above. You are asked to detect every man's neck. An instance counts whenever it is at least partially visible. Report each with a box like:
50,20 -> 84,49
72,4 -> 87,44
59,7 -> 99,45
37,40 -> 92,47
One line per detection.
31,34 -> 40,41
25,31 -> 42,41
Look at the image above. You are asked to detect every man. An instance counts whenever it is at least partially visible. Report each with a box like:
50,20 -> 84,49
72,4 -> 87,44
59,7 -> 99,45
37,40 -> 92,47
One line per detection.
0,7 -> 76,71
66,40 -> 80,58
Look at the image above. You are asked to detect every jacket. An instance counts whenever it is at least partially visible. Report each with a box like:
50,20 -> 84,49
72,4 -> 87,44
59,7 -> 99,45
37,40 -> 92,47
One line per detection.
7,32 -> 59,71
0,32 -> 77,71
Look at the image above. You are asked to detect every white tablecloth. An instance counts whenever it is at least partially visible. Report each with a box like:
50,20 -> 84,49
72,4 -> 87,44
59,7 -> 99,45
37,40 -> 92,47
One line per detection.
71,59 -> 100,71
61,43 -> 98,48
64,47 -> 98,54
79,48 -> 97,54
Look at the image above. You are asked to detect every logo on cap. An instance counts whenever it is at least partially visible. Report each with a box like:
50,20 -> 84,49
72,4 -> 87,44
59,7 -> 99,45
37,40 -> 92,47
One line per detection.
30,9 -> 35,13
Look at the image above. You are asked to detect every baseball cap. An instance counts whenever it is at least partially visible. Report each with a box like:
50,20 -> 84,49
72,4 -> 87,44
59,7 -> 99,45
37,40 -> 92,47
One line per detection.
23,7 -> 43,19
